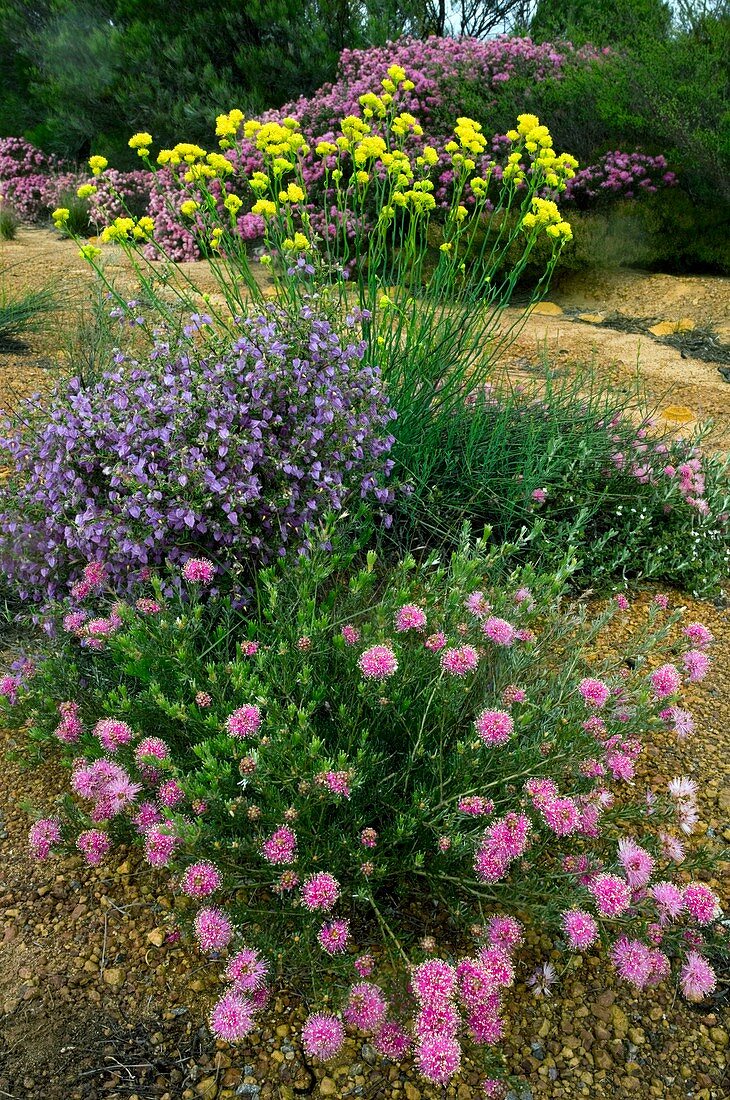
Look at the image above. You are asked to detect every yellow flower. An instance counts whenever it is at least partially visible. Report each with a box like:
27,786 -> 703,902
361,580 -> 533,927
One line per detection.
516,114 -> 539,137
128,132 -> 152,157
282,232 -> 310,251
278,182 -> 305,203
439,242 -> 452,252
356,171 -> 370,185
210,227 -> 224,250
133,216 -> 154,241
260,254 -> 272,266
379,294 -> 391,309
402,79 -> 415,91
77,184 -> 97,199
78,243 -> 102,261
52,207 -> 70,225
88,155 -> 108,176
271,157 -> 294,176
353,135 -> 387,165
206,152 -> 234,176
316,141 -> 337,157
421,145 -> 439,167
387,64 -> 407,83
249,172 -> 270,194
223,193 -> 243,214
506,129 -> 519,142
100,216 -> 135,242
251,199 -> 277,218
455,205 -> 468,221
180,200 -> 199,217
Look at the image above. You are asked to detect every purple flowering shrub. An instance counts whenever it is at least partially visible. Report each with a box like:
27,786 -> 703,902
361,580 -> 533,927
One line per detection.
564,151 -> 677,207
3,538 -> 724,1090
0,306 -> 396,602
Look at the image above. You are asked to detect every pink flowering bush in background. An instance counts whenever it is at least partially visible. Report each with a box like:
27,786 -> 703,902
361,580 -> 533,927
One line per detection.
3,535 -> 724,1090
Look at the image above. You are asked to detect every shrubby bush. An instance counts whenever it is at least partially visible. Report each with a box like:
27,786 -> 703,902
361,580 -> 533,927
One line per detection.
0,306 -> 396,601
2,538 -> 723,1088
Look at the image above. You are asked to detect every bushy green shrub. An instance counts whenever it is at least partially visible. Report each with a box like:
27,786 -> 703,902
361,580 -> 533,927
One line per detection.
2,536 -> 723,1086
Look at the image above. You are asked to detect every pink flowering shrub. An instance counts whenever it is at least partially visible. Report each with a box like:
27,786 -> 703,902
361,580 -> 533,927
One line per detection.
5,536 -> 723,1089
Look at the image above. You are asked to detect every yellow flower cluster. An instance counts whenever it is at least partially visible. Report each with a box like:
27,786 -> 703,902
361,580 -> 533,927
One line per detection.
522,197 -> 572,241
453,117 -> 487,156
282,232 -> 311,251
77,183 -> 97,199
180,200 -> 199,217
79,243 -> 102,261
223,193 -> 243,214
88,155 -> 108,176
353,135 -> 387,166
278,182 -> 305,203
128,132 -> 153,157
391,112 -> 423,139
52,207 -> 69,227
251,199 -> 277,218
215,108 -> 245,147
100,215 -> 154,243
505,115 -> 578,189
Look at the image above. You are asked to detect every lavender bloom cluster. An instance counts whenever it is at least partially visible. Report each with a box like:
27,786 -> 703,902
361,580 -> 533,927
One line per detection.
0,306 -> 396,601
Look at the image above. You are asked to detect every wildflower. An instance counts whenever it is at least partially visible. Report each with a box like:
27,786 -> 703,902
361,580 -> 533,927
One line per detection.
487,916 -> 523,953
482,617 -> 516,646
181,861 -> 222,898
144,826 -> 181,866
344,981 -> 387,1030
395,604 -> 427,632
128,132 -> 153,155
302,1013 -> 345,1061
318,919 -> 350,954
610,936 -> 654,989
683,650 -> 711,682
474,708 -> 514,746
157,779 -> 185,808
589,873 -> 632,917
668,776 -> 698,801
359,644 -> 398,680
440,645 -> 479,676
226,705 -> 262,739
478,945 -> 514,989
614,594 -> 629,610
29,817 -> 62,861
683,883 -> 721,925
683,622 -> 713,648
355,954 -> 375,977
134,736 -> 170,779
650,664 -> 681,698
527,961 -> 557,996
660,831 -> 685,863
617,838 -> 655,887
562,908 -> 598,950
209,991 -> 255,1041
261,826 -> 297,865
373,1020 -> 411,1058
195,691 -> 212,707
531,488 -> 547,503
458,796 -> 493,816
315,770 -> 350,798
578,678 -> 611,709
360,827 -> 377,848
410,959 -> 457,1003
341,624 -> 360,645
424,632 -> 447,651
226,947 -> 269,991
194,906 -> 233,952
541,797 -> 581,836
680,951 -> 717,1001
133,802 -> 162,833
76,829 -> 111,866
88,155 -> 108,175
415,1033 -> 461,1085
301,872 -> 340,911
650,881 -> 685,922
182,557 -> 215,584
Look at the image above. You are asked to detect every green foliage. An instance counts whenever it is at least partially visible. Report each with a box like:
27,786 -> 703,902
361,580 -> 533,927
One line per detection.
0,281 -> 56,348
530,0 -> 673,45
0,202 -> 18,240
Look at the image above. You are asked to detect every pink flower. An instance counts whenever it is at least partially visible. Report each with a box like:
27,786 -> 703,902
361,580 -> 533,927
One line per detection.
424,631 -> 447,651
29,817 -> 62,861
315,770 -> 351,798
682,649 -> 710,682
683,883 -> 721,925
465,591 -> 491,618
134,736 -> 170,777
474,708 -> 514,746
144,826 -> 181,866
93,717 -> 134,753
194,906 -> 233,952
226,947 -> 268,991
654,594 -> 669,609
562,908 -> 598,950
487,915 -> 523,953
614,594 -> 629,610
344,981 -> 387,1031
354,954 -> 374,977
373,1020 -> 412,1058
158,779 -> 185,808
183,557 -> 215,584
478,945 -> 514,989
440,645 -> 479,676
301,1013 -> 345,1061
261,826 -> 297,865
239,640 -> 259,656
660,831 -> 686,863
502,684 -> 526,704
180,860 -> 222,898
195,690 -> 212,707
226,704 -> 262,739
395,604 -> 427,632
209,991 -> 255,1041
650,881 -> 685,922
458,796 -> 493,816
415,1034 -> 461,1085
680,951 -> 717,1001
358,644 -> 398,680
317,919 -> 350,954
578,678 -> 611,709
76,829 -> 111,866
410,959 -> 457,1003
682,622 -> 713,647
610,936 -> 654,989
531,488 -> 547,503
341,624 -> 360,646
301,872 -> 340,911
541,797 -> 581,837
360,827 -> 378,848
482,617 -> 516,646
133,801 -> 162,833
589,873 -> 631,917
650,663 -> 681,699
617,838 -> 655,887
135,598 -> 161,614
